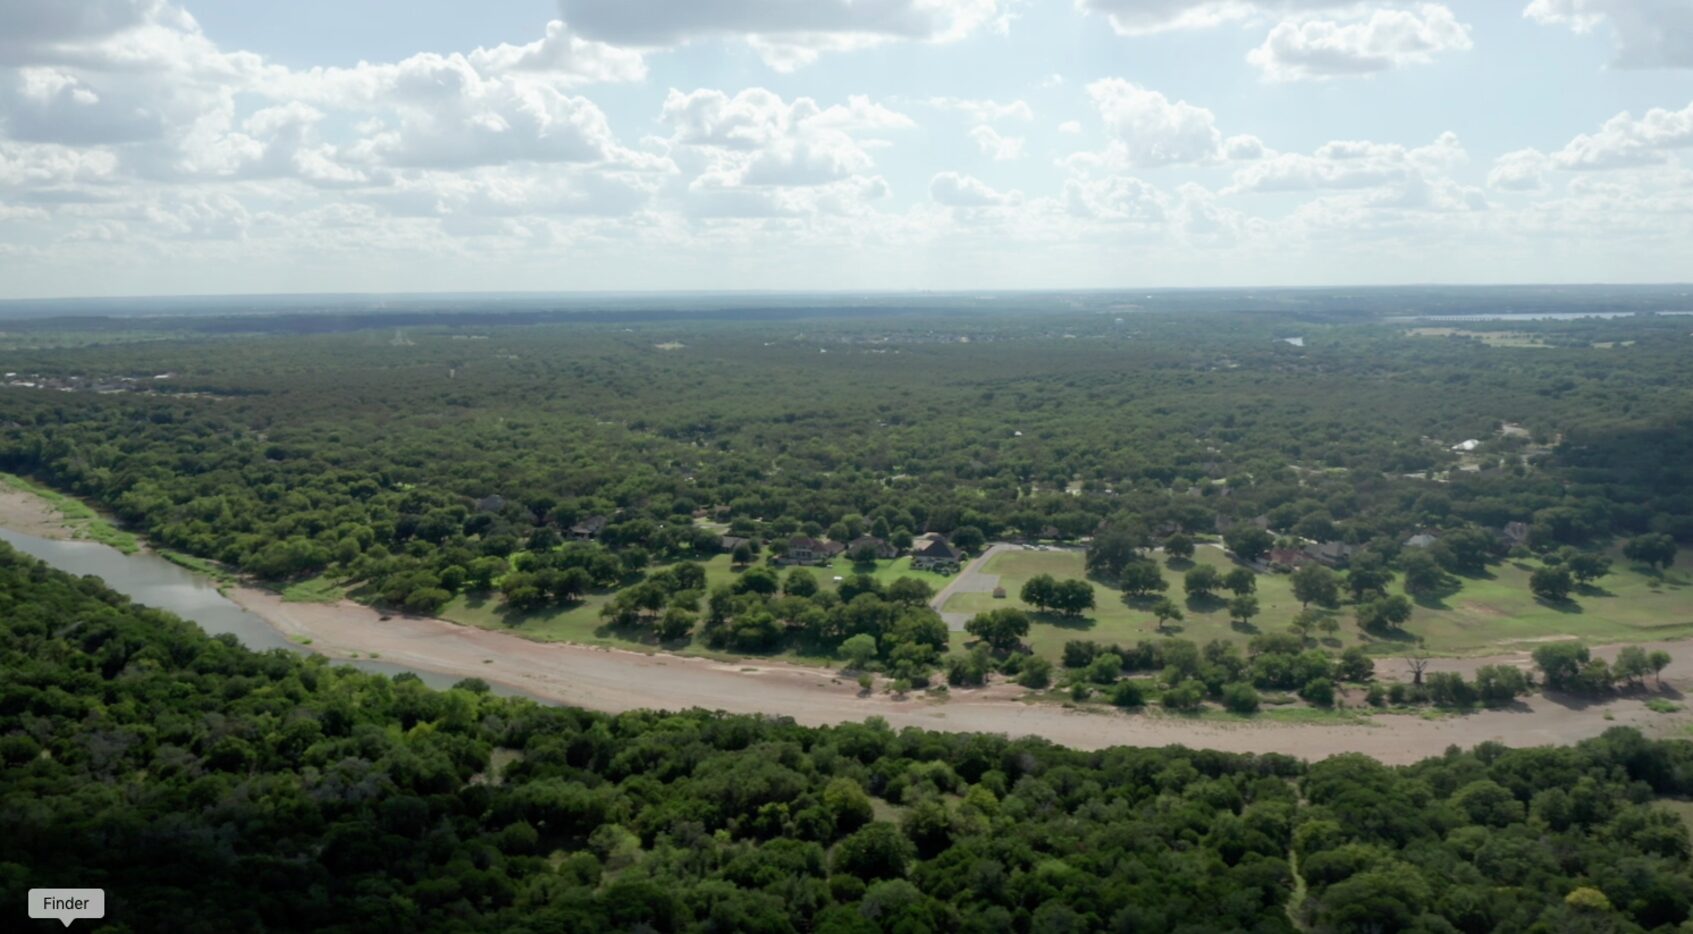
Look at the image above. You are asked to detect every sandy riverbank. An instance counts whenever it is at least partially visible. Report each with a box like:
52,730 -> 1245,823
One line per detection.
0,487 -> 76,540
225,585 -> 1692,764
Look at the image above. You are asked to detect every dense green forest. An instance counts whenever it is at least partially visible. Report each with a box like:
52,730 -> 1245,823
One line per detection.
6,542 -> 1693,932
0,304 -> 1689,671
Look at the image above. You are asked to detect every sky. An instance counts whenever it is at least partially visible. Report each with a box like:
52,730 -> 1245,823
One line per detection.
1,1 -> 1691,298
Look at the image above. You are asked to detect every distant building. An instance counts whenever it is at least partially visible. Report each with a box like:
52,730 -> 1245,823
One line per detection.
720,535 -> 753,555
570,516 -> 608,541
1303,541 -> 1358,567
1451,439 -> 1481,452
1269,547 -> 1312,569
1498,521 -> 1531,549
1405,533 -> 1440,549
848,535 -> 898,559
784,537 -> 844,566
911,537 -> 964,572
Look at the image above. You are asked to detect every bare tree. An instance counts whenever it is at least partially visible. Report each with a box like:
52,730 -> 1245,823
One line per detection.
1407,653 -> 1430,687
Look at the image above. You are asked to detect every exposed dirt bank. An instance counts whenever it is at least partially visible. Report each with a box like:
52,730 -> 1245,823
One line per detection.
230,585 -> 1692,764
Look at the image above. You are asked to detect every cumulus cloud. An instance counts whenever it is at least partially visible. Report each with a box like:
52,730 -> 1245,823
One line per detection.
1078,0 -> 1345,36
659,88 -> 910,217
1248,4 -> 1473,80
970,125 -> 1025,160
1525,0 -> 1693,68
1070,79 -> 1257,168
1537,100 -> 1693,172
557,0 -> 1008,70
930,170 -> 1019,206
1228,131 -> 1467,193
927,96 -> 1034,122
1488,148 -> 1554,190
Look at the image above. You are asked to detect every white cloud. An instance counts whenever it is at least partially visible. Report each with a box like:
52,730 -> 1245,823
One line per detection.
1525,0 -> 1693,68
931,170 -> 1019,206
1058,120 -> 1083,134
1077,0 -> 1345,36
1077,79 -> 1230,167
1248,4 -> 1473,81
970,124 -> 1025,160
659,88 -> 910,217
1062,174 -> 1168,221
557,0 -> 1008,70
1488,148 -> 1554,190
1228,132 -> 1468,192
927,96 -> 1034,122
1551,100 -> 1693,168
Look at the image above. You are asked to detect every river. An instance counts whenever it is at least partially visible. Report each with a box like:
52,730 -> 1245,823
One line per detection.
0,526 -> 529,696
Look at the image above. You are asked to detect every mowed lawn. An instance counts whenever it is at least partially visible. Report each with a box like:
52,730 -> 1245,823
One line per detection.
439,553 -> 956,665
942,546 -> 1693,659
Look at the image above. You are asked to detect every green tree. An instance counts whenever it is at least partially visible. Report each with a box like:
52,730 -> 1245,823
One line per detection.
1223,567 -> 1257,596
840,634 -> 879,670
783,568 -> 819,597
832,823 -> 915,881
1086,524 -> 1147,580
1530,565 -> 1574,602
1150,597 -> 1184,633
1184,564 -> 1222,598
1290,563 -> 1340,609
1649,649 -> 1673,687
1615,645 -> 1650,685
1165,532 -> 1195,561
886,577 -> 933,606
1224,526 -> 1273,563
1119,560 -> 1167,597
1624,533 -> 1678,570
1020,573 -> 1058,611
1222,682 -> 1260,714
1400,549 -> 1448,597
965,608 -> 1030,652
1565,551 -> 1612,585
1228,594 -> 1260,627
734,566 -> 780,596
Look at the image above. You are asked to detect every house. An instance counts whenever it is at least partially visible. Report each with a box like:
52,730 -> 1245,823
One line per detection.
911,537 -> 964,572
1451,439 -> 1481,452
847,535 -> 898,560
720,535 -> 753,555
1303,541 -> 1358,567
570,515 -> 608,541
1499,521 -> 1531,548
1405,533 -> 1440,549
1268,547 -> 1312,569
784,537 -> 844,566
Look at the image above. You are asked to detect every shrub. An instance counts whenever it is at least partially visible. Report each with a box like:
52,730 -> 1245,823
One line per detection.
1300,678 -> 1336,707
1222,682 -> 1260,714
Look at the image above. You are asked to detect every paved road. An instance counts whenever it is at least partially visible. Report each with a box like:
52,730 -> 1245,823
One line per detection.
930,542 -> 1021,630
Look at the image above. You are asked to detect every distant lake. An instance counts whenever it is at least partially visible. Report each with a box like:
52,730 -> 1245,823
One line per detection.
0,527 -> 535,697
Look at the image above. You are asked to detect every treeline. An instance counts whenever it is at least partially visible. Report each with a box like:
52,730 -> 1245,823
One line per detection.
7,544 -> 1693,931
0,310 -> 1687,617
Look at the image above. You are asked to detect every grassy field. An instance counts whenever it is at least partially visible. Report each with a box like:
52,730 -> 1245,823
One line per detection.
0,471 -> 140,553
439,552 -> 957,665
942,545 -> 1693,659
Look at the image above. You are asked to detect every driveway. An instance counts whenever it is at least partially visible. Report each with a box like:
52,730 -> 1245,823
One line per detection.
930,542 -> 1022,630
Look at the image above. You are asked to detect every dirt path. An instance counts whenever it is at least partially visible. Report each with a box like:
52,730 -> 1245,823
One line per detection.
931,542 -> 1018,630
